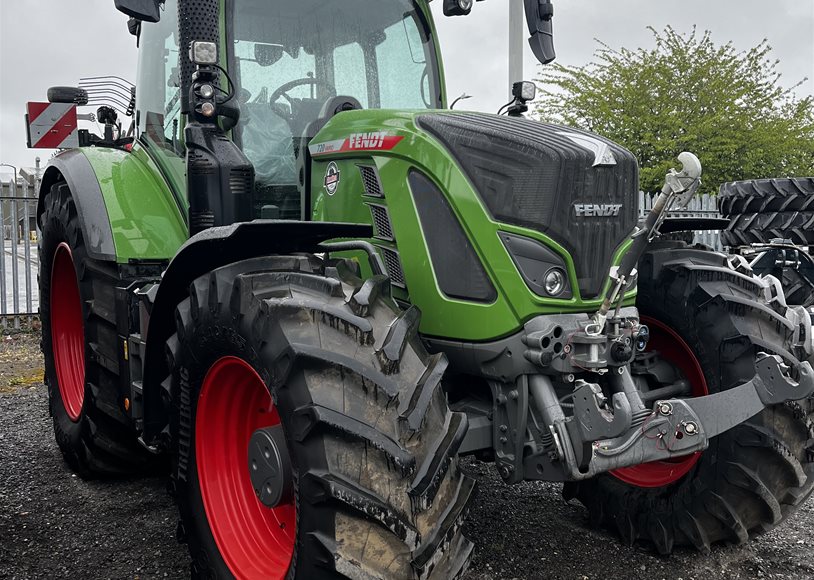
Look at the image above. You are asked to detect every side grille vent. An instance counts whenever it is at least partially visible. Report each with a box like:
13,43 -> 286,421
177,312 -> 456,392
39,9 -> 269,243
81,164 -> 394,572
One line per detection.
368,204 -> 395,241
359,165 -> 383,198
188,150 -> 215,175
229,168 -> 253,196
379,247 -> 406,288
408,170 -> 497,303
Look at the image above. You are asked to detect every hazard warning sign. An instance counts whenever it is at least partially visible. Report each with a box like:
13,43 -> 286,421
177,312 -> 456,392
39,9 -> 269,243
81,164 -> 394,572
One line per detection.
26,102 -> 79,149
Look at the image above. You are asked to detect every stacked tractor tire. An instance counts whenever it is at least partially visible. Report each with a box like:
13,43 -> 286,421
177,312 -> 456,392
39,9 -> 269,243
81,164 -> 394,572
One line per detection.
719,177 -> 814,307
720,178 -> 814,247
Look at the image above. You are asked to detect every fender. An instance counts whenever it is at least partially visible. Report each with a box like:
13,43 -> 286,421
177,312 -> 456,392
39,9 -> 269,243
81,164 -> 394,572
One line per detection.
38,145 -> 188,263
38,149 -> 117,261
140,219 -> 373,442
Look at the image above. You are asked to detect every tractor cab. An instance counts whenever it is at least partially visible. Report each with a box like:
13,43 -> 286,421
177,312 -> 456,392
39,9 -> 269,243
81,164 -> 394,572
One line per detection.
135,0 -> 442,220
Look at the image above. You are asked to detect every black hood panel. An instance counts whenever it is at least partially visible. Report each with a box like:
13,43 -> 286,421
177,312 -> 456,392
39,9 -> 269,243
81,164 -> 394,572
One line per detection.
417,112 -> 639,299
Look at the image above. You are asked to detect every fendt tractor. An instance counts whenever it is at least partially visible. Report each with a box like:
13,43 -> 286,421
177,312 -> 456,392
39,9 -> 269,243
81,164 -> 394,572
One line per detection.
26,0 -> 814,577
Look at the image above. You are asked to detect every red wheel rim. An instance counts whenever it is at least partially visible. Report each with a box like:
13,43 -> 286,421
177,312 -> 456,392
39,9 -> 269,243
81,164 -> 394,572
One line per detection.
196,356 -> 296,579
51,242 -> 85,422
610,316 -> 709,488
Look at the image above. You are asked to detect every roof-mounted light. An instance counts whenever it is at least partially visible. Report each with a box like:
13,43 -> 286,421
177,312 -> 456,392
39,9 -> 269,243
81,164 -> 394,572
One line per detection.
190,41 -> 218,66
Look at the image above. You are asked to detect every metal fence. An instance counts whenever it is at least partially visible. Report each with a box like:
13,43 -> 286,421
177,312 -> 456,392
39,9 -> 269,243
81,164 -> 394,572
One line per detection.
1,177 -> 39,329
639,191 -> 723,251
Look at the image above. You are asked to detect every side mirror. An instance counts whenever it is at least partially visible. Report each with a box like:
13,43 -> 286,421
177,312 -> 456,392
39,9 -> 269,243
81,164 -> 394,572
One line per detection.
523,0 -> 556,65
114,0 -> 161,23
443,0 -> 473,17
47,86 -> 89,105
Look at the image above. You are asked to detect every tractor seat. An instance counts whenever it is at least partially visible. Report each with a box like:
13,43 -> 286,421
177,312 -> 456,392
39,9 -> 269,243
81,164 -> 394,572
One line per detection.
296,96 -> 363,214
239,101 -> 297,186
301,96 -> 363,144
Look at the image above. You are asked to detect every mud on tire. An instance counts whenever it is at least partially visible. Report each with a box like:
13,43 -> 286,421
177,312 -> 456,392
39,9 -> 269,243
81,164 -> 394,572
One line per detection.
39,181 -> 155,477
566,243 -> 814,554
166,255 -> 475,579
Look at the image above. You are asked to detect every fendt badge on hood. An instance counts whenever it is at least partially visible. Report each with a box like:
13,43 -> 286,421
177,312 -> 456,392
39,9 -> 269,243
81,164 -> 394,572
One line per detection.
574,203 -> 622,217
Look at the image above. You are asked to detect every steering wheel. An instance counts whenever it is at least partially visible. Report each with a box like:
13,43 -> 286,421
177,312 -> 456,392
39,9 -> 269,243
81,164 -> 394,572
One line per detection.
269,77 -> 337,116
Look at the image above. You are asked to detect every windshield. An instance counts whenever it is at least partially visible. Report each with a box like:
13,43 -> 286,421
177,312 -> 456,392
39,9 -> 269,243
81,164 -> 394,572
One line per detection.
229,0 -> 440,217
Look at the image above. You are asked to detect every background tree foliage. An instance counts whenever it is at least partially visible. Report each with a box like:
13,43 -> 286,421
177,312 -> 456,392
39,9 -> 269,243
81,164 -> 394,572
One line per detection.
534,26 -> 814,195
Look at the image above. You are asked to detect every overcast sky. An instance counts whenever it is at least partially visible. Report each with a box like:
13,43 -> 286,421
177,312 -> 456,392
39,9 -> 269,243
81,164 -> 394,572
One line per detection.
1,0 -> 812,177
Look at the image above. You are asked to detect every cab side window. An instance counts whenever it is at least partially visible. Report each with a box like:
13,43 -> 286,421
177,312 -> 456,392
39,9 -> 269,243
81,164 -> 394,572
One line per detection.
136,0 -> 182,156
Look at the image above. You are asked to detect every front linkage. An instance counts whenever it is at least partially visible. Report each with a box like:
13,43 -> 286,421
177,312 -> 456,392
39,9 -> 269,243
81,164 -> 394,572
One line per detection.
472,154 -> 814,484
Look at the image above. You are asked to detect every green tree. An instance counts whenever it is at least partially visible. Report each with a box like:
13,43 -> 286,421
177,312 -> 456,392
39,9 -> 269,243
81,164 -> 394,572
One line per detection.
535,26 -> 814,194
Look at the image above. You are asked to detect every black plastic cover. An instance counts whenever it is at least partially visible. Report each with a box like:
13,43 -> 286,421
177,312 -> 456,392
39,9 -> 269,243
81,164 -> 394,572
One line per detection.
409,170 -> 497,303
185,123 -> 255,234
417,113 -> 639,299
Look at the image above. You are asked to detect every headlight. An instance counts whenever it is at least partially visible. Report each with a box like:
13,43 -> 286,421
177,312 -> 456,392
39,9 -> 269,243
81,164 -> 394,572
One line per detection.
199,84 -> 215,99
500,232 -> 572,299
544,268 -> 566,296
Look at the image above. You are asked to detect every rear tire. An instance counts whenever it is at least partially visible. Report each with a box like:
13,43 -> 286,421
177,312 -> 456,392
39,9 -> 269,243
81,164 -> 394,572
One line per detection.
167,255 -> 475,579
780,267 -> 814,308
566,244 -> 814,554
40,181 -> 154,477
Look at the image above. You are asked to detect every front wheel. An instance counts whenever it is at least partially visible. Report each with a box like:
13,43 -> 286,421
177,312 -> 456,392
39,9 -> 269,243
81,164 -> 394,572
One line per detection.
167,256 -> 475,579
566,244 -> 814,554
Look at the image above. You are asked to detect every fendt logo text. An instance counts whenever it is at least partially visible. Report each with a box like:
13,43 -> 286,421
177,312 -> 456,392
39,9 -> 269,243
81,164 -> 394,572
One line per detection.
573,203 -> 622,217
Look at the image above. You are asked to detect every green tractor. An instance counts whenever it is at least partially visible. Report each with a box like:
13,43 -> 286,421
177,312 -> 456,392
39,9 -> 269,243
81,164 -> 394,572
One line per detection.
29,0 -> 814,577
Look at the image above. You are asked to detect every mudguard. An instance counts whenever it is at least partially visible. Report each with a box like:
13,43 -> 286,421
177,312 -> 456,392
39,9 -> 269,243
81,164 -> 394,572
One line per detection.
38,149 -> 117,261
140,219 -> 373,442
37,145 -> 188,263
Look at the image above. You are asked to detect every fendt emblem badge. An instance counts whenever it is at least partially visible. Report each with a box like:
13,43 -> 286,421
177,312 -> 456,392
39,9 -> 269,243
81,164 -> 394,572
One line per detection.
574,203 -> 622,217
324,162 -> 340,196
557,131 -> 617,167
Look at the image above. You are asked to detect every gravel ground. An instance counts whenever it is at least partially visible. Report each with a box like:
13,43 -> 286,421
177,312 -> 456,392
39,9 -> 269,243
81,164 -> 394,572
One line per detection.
2,331 -> 814,580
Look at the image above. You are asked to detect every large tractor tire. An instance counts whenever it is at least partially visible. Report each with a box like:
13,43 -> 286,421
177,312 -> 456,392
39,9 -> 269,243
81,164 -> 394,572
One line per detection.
166,255 -> 475,579
779,267 -> 814,308
565,244 -> 814,554
719,177 -> 814,247
39,181 -> 155,477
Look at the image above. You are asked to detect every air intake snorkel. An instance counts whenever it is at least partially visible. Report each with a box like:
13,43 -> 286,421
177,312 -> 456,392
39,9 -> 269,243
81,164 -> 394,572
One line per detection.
179,0 -> 254,236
